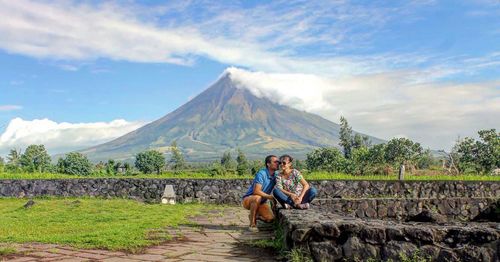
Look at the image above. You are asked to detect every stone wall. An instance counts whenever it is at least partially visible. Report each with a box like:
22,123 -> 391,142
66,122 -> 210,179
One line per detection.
313,197 -> 499,222
280,209 -> 500,262
0,179 -> 251,204
313,180 -> 500,199
0,179 -> 499,203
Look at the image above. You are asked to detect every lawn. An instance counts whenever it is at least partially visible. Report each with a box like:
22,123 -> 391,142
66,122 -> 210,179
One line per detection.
0,171 -> 499,181
0,198 -> 214,252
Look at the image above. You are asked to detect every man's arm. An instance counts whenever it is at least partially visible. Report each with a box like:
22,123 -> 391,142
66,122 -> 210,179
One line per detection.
253,183 -> 274,200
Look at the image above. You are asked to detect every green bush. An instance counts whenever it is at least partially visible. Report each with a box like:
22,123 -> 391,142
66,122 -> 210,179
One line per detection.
306,147 -> 348,173
455,129 -> 500,174
135,150 -> 165,174
19,145 -> 51,173
57,152 -> 93,176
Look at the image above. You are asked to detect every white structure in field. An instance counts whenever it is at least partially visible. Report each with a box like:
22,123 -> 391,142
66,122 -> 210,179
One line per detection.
161,185 -> 176,204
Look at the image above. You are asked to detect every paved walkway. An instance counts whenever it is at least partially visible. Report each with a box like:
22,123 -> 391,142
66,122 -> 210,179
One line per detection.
0,207 -> 278,262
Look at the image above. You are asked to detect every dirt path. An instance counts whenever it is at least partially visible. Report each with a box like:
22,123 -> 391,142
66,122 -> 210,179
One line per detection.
1,207 -> 278,262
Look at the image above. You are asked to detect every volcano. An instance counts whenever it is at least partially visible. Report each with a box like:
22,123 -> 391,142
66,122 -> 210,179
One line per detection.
80,72 -> 383,162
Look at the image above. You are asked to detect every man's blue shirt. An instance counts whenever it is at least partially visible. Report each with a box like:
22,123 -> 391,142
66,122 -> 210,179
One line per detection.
243,168 -> 276,199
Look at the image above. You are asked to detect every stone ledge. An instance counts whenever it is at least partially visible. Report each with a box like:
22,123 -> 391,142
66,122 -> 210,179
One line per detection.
313,197 -> 499,222
279,209 -> 500,261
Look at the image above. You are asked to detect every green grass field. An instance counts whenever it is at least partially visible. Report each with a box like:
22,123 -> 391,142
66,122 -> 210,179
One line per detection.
0,198 -> 213,252
1,171 -> 498,181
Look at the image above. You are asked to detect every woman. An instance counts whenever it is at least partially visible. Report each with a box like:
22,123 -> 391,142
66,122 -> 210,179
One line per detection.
273,154 -> 317,209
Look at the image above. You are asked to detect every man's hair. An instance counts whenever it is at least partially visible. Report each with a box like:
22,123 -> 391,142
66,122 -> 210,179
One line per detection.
279,154 -> 293,164
265,155 -> 277,167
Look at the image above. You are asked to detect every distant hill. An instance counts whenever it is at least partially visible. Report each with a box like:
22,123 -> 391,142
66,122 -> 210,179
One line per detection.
79,72 -> 384,162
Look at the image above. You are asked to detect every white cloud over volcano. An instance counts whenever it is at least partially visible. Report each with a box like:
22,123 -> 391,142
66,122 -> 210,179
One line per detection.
0,118 -> 146,155
227,67 -> 500,150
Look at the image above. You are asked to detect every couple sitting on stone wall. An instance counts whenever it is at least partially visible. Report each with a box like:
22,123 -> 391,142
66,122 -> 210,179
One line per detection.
242,154 -> 317,230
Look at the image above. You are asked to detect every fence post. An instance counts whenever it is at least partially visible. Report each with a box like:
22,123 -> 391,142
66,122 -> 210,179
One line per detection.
398,164 -> 405,181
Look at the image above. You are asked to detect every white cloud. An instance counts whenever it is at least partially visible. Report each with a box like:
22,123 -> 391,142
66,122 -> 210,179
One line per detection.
227,68 -> 500,150
0,0 -> 483,79
0,105 -> 22,111
0,118 -> 147,155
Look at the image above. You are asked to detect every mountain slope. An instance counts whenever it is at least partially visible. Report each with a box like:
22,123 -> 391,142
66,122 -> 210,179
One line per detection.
80,73 -> 383,162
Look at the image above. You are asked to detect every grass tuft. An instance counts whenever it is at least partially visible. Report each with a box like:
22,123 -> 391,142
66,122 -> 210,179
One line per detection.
0,246 -> 17,257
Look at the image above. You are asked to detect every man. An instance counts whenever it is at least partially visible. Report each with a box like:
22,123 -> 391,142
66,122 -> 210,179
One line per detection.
242,155 -> 279,231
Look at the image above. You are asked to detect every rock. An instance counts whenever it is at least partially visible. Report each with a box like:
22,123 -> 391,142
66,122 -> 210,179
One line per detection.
386,227 -> 406,241
456,246 -> 494,262
437,249 -> 459,262
383,241 -> 417,261
312,222 -> 340,238
291,227 -> 312,242
310,241 -> 342,261
360,226 -> 386,244
23,199 -> 35,208
342,236 -> 364,258
406,209 -> 446,223
365,207 -> 377,218
420,245 -> 440,260
404,227 -> 435,244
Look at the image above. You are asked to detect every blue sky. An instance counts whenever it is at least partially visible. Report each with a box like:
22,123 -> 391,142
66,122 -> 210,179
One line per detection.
0,0 -> 499,155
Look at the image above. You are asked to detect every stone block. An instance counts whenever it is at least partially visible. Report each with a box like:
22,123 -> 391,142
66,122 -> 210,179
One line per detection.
312,222 -> 340,239
310,241 -> 342,261
360,226 -> 386,245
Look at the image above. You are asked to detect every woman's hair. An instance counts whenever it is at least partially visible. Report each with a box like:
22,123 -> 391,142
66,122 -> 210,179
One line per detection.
279,154 -> 293,165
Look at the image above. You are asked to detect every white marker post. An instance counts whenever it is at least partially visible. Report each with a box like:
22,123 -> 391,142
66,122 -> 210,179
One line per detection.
161,185 -> 176,204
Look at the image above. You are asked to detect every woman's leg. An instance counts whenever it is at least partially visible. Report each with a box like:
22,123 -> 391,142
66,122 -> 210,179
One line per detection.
273,188 -> 295,208
301,187 -> 318,204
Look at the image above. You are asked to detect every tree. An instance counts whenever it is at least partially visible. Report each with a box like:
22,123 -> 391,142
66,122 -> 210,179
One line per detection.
106,159 -> 116,175
366,144 -> 387,165
19,145 -> 51,172
221,151 -> 235,170
7,149 -> 21,164
169,141 -> 186,170
352,134 -> 371,150
455,129 -> 500,174
306,147 -> 347,172
476,129 -> 500,173
210,162 -> 226,176
416,149 -> 434,169
350,147 -> 370,175
123,162 -> 131,172
384,138 -> 423,169
135,150 -> 165,174
339,116 -> 353,158
249,159 -> 263,175
236,149 -> 249,176
57,152 -> 92,176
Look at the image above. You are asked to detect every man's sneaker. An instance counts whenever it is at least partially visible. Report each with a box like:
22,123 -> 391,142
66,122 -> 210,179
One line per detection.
284,203 -> 291,209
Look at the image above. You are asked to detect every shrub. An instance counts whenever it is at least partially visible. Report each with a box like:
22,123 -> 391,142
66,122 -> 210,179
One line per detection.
57,152 -> 92,176
135,150 -> 165,174
306,147 -> 347,173
19,145 -> 51,173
